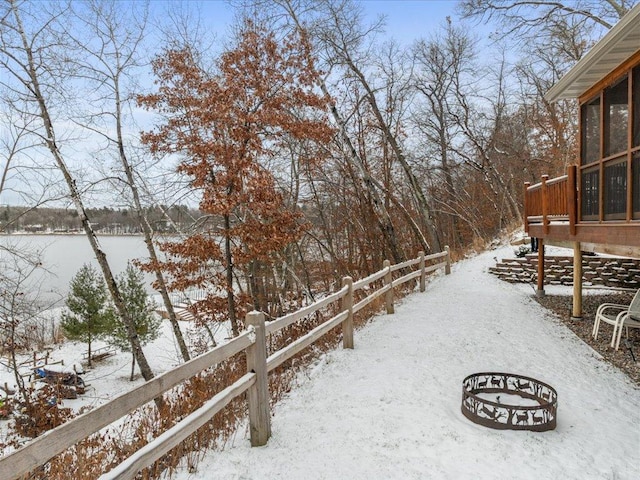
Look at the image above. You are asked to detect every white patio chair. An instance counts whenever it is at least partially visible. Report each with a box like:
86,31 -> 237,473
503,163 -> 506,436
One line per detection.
592,289 -> 640,350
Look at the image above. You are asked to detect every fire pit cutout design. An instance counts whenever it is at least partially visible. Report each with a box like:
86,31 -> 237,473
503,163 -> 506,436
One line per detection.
461,372 -> 557,431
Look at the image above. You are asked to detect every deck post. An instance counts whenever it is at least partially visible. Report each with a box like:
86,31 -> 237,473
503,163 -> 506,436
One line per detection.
245,311 -> 271,446
342,276 -> 354,349
567,165 -> 577,236
419,251 -> 426,292
384,259 -> 394,314
541,175 -> 549,235
572,242 -> 583,319
536,240 -> 545,297
444,245 -> 451,275
524,182 -> 530,234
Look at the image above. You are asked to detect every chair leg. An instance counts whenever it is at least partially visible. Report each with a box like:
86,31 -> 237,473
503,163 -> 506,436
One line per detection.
622,326 -> 630,348
614,324 -> 623,351
592,317 -> 599,338
613,316 -> 628,351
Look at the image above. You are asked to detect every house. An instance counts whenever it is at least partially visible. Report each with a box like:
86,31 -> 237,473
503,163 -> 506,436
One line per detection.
524,3 -> 640,318
23,224 -> 45,233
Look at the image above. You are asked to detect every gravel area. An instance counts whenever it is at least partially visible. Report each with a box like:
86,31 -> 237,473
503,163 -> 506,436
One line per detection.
535,291 -> 640,386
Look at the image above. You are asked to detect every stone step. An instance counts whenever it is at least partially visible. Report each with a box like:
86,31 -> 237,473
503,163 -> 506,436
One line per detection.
489,254 -> 640,288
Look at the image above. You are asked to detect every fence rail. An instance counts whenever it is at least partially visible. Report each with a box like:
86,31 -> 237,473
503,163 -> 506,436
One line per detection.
0,248 -> 451,480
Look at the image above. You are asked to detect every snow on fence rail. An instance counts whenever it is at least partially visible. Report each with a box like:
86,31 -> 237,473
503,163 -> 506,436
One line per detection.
0,248 -> 451,480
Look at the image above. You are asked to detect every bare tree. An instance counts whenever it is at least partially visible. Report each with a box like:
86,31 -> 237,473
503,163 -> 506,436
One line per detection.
0,0 -> 155,381
458,0 -> 634,35
514,56 -> 579,177
245,0 -> 419,262
459,0 -> 593,223
0,244 -> 48,402
412,20 -> 477,248
451,51 -> 525,226
63,0 -> 191,362
311,0 -> 442,254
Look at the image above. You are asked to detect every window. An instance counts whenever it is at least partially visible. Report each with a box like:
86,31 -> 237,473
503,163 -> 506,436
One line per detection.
581,168 -> 599,219
604,77 -> 629,157
603,159 -> 627,219
577,60 -> 640,222
581,96 -> 600,164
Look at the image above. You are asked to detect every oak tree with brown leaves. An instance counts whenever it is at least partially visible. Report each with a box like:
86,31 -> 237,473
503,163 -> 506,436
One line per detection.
139,21 -> 334,337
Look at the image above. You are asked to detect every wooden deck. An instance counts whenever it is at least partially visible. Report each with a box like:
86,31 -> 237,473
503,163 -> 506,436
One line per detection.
155,303 -> 197,322
524,166 -> 640,258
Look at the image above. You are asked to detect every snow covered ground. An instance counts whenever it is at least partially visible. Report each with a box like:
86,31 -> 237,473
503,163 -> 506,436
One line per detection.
0,311 -> 230,445
168,245 -> 640,480
2,243 -> 638,478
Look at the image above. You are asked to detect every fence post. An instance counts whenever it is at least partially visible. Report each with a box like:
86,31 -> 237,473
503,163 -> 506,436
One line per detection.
245,311 -> 271,447
419,251 -> 426,292
342,277 -> 354,349
384,259 -> 394,314
445,245 -> 451,275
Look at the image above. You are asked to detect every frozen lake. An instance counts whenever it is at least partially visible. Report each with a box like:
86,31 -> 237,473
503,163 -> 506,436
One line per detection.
0,234 -> 156,306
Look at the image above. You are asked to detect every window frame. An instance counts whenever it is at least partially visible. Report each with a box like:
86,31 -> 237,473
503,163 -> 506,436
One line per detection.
578,58 -> 640,222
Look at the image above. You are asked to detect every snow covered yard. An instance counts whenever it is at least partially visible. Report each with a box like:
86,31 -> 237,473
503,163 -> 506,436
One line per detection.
171,245 -> 639,480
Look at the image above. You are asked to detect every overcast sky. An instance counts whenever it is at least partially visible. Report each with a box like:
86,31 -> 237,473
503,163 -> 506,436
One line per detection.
177,0 -> 465,46
0,0 -> 486,208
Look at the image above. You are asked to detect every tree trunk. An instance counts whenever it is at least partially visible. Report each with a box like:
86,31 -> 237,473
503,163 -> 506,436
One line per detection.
248,261 -> 260,311
9,324 -> 27,403
202,323 -> 218,348
341,55 -> 442,253
224,214 -> 239,336
8,2 -> 155,382
87,335 -> 92,368
281,3 -> 404,264
114,80 -> 191,362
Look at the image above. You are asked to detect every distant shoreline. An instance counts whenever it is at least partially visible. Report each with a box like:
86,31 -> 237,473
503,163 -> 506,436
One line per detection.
1,232 -> 145,236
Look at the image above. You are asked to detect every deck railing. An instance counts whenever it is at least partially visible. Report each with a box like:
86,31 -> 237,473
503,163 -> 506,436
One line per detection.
0,249 -> 451,480
524,165 -> 577,235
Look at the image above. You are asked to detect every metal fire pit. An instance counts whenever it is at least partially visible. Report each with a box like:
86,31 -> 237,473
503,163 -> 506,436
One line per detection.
461,372 -> 557,431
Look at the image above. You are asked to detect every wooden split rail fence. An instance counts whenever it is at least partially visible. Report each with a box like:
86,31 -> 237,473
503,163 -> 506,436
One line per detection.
0,248 -> 451,480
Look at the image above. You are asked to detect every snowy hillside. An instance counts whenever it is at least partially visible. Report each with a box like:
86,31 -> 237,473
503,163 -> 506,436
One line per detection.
166,245 -> 639,480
